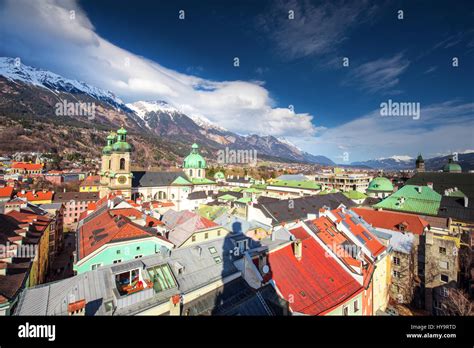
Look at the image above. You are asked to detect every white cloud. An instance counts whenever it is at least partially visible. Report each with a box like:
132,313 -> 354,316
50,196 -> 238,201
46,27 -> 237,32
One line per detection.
0,0 -> 316,137
257,0 -> 378,60
344,53 -> 410,93
289,100 -> 474,162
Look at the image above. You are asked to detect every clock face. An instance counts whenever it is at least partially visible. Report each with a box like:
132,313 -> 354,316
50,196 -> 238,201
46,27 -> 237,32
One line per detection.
117,176 -> 127,184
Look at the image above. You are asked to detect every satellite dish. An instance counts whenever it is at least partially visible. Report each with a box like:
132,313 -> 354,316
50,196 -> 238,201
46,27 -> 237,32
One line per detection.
262,265 -> 270,274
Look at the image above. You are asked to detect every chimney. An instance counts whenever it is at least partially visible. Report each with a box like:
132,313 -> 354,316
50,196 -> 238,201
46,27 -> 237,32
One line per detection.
464,196 -> 469,208
169,294 -> 182,316
293,239 -> 302,260
427,182 -> 433,189
68,299 -> 86,316
415,186 -> 422,194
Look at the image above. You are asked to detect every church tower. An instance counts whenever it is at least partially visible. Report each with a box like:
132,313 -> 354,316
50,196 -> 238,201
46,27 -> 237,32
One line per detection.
415,154 -> 425,173
99,127 -> 132,198
183,143 -> 206,180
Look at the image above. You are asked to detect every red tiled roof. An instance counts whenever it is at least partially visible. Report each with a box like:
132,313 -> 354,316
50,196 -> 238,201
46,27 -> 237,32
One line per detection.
0,186 -> 13,198
110,208 -> 143,220
68,299 -> 86,313
16,190 -> 53,202
80,175 -> 100,186
352,207 -> 429,235
267,239 -> 362,315
11,162 -> 43,170
78,210 -> 171,260
289,226 -> 311,241
331,208 -> 386,258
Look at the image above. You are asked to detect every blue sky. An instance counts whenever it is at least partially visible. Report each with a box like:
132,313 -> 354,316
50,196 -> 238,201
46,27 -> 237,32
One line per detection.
0,0 -> 473,162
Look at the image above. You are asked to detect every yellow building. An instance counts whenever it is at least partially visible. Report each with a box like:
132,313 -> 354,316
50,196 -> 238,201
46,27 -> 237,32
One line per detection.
372,251 -> 391,313
79,175 -> 101,192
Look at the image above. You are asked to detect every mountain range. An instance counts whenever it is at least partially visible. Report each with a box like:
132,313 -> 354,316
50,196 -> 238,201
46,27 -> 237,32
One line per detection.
351,153 -> 474,171
0,57 -> 334,166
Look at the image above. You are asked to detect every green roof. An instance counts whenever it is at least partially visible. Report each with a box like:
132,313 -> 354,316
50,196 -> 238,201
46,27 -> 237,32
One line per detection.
443,162 -> 462,173
343,190 -> 367,200
445,189 -> 466,198
171,176 -> 192,185
243,188 -> 262,194
112,141 -> 132,152
183,143 -> 206,169
373,185 -> 442,215
231,187 -> 244,192
251,184 -> 267,190
191,177 -> 215,185
197,205 -> 228,220
367,177 -> 394,192
214,171 -> 225,179
236,197 -> 252,204
219,194 -> 237,201
269,180 -> 321,190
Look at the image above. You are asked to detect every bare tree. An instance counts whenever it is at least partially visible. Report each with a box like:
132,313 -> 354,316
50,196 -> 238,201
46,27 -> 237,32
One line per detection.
442,289 -> 474,316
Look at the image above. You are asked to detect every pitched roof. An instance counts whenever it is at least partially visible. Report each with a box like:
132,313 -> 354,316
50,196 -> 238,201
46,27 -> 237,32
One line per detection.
352,207 -> 429,235
267,238 -> 362,315
53,191 -> 100,202
0,186 -> 14,198
77,210 -> 171,260
373,185 -> 441,215
16,190 -> 53,202
132,171 -> 189,187
80,175 -> 100,186
254,193 -> 355,226
162,210 -> 219,247
406,172 -> 474,199
268,180 -> 321,190
11,162 -> 43,170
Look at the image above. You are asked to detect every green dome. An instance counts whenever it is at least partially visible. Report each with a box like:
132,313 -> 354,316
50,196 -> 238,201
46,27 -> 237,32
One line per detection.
117,127 -> 127,135
367,177 -> 394,192
214,171 -> 225,179
443,162 -> 462,173
102,145 -> 113,154
183,143 -> 206,169
112,141 -> 132,152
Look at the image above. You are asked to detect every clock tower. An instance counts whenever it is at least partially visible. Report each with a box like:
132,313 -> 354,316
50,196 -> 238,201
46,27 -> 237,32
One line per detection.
99,127 -> 132,199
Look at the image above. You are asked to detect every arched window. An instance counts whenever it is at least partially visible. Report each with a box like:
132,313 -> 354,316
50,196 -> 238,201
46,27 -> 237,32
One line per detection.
120,158 -> 126,170
198,169 -> 201,177
189,169 -> 193,177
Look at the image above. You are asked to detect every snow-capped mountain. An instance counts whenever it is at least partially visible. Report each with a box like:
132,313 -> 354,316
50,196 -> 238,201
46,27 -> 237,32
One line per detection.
127,100 -> 227,132
351,155 -> 414,170
0,58 -> 334,165
0,57 -> 131,112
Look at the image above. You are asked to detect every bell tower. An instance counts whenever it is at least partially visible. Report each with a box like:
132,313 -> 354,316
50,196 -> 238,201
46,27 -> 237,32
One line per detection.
99,127 -> 132,198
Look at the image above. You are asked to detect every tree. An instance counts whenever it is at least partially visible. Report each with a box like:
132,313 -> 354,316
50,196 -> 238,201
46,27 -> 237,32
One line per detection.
441,289 -> 474,316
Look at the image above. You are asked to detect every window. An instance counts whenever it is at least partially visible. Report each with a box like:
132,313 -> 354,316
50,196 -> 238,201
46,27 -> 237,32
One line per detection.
353,299 -> 359,313
134,255 -> 143,259
217,230 -> 221,236
393,257 -> 401,266
439,247 -> 446,255
147,264 -> 177,293
439,261 -> 449,270
104,300 -> 114,312
91,263 -> 102,270
136,246 -> 141,251
204,232 -> 209,239
120,158 -> 126,170
113,259 -> 122,264
393,270 -> 401,278
208,247 -> 217,254
192,235 -> 196,242
440,274 -> 449,283
343,306 -> 349,316
116,250 -> 121,254
213,256 -> 222,264
440,287 -> 449,297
